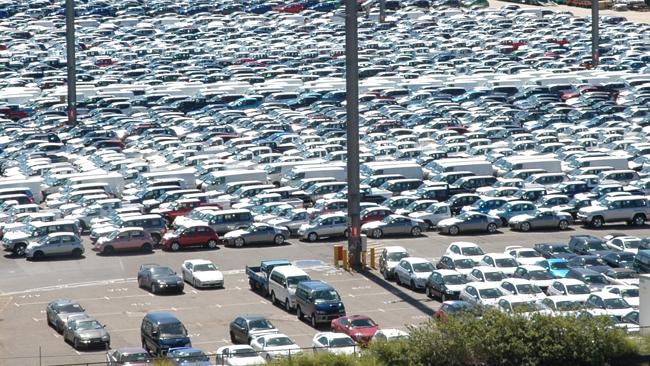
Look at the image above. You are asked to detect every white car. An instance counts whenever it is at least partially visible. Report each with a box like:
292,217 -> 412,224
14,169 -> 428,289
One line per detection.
497,295 -> 553,317
606,236 -> 642,254
181,259 -> 224,288
459,282 -> 505,307
498,278 -> 546,301
603,285 -> 639,308
444,241 -> 486,264
436,254 -> 476,277
539,295 -> 586,315
478,253 -> 518,276
378,246 -> 410,280
394,257 -> 436,290
371,328 -> 409,342
215,345 -> 266,365
407,202 -> 452,229
466,266 -> 507,283
512,265 -> 555,290
504,246 -> 543,265
250,334 -> 302,362
585,292 -> 634,318
312,332 -> 357,355
546,279 -> 592,302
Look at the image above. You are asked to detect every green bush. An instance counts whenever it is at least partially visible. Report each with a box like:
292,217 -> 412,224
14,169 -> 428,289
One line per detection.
266,352 -> 379,366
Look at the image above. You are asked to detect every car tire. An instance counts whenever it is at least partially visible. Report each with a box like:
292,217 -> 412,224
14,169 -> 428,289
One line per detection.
344,229 -> 350,238
632,214 -> 646,226
102,246 -> 115,255
448,226 -> 460,236
590,216 -> 604,228
558,220 -> 569,230
32,251 -> 44,261
73,338 -> 80,350
72,248 -> 82,258
297,306 -> 304,320
396,274 -> 402,286
14,243 -> 26,256
271,291 -> 277,305
193,278 -> 198,288
487,223 -> 497,233
141,243 -> 153,252
151,234 -> 161,245
520,222 -> 531,232
311,313 -> 317,328
411,226 -> 422,237
274,234 -> 285,245
381,268 -> 389,280
426,286 -> 433,298
307,232 -> 318,242
234,238 -> 245,248
410,280 -> 416,290
152,283 -> 159,294
424,220 -> 433,231
371,229 -> 382,238
285,298 -> 292,312
441,293 -> 446,303
207,239 -> 218,249
170,242 -> 181,252
230,331 -> 236,343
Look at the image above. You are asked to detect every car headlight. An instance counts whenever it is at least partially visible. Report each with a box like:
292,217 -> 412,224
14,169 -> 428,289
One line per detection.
102,335 -> 110,341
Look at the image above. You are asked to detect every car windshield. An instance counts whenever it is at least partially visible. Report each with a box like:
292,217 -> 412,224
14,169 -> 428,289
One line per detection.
159,323 -> 187,337
583,275 -> 607,284
461,247 -> 485,256
455,259 -> 475,268
555,301 -> 583,311
230,348 -> 258,357
194,263 -> 218,272
618,253 -> 635,262
151,267 -> 175,276
495,258 -> 518,268
412,262 -> 435,272
266,336 -> 294,347
604,298 -> 630,309
622,289 -> 639,298
387,252 -> 409,261
107,230 -> 121,240
529,270 -> 553,280
58,303 -> 84,313
518,251 -> 541,258
479,288 -> 502,299
484,272 -> 505,282
550,262 -> 569,270
567,284 -> 591,295
313,290 -> 340,303
172,350 -> 208,362
623,239 -> 642,249
249,319 -> 274,330
120,352 -> 151,362
443,274 -> 467,285
610,271 -> 638,279
287,275 -> 310,288
551,246 -> 571,254
330,337 -> 356,347
516,284 -> 542,294
350,318 -> 377,328
76,320 -> 102,330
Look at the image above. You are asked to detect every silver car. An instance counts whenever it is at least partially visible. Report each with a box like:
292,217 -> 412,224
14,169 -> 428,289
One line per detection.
508,209 -> 573,231
297,213 -> 348,242
394,257 -> 436,290
223,223 -> 291,247
577,195 -> 650,228
361,215 -> 424,238
63,317 -> 111,350
46,299 -> 86,333
25,233 -> 84,260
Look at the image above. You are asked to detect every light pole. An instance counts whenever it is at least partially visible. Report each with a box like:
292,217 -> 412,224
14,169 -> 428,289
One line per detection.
591,0 -> 599,67
65,0 -> 77,125
379,0 -> 385,22
345,0 -> 361,269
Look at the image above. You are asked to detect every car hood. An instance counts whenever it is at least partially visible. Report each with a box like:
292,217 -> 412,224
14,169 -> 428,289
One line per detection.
224,230 -> 249,238
263,344 -> 301,353
153,275 -> 182,284
529,279 -> 555,288
194,271 -> 224,282
517,258 -> 542,266
225,355 -> 267,366
162,232 -> 178,240
437,217 -> 462,226
76,328 -> 109,339
445,284 -> 466,292
325,346 -> 357,356
351,326 -> 379,338
579,206 -> 606,214
3,231 -> 30,241
361,221 -> 383,230
509,214 -> 534,222
249,329 -> 279,338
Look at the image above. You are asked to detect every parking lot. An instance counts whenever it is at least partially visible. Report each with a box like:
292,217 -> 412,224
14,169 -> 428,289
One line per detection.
1,224 -> 648,365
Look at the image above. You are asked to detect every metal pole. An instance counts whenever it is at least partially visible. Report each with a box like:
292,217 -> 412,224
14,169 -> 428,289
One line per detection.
65,0 -> 77,125
591,0 -> 599,67
379,0 -> 386,22
345,0 -> 361,269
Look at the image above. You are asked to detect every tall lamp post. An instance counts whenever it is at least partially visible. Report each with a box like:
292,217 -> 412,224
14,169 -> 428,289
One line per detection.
345,0 -> 361,269
591,0 -> 599,67
65,0 -> 77,125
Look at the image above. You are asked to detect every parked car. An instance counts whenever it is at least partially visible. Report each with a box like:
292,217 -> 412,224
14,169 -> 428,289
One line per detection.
508,209 -> 572,231
93,227 -> 154,254
137,264 -> 184,294
330,315 -> 379,345
378,246 -> 410,280
361,214 -> 424,238
181,259 -> 224,289
215,345 -> 266,366
63,317 -> 110,350
437,212 -> 501,235
312,332 -> 357,355
223,223 -> 290,247
25,233 -> 84,260
425,269 -> 468,302
106,347 -> 152,366
46,299 -> 86,333
160,224 -> 219,251
229,315 -> 279,344
394,257 -> 436,290
250,333 -> 302,362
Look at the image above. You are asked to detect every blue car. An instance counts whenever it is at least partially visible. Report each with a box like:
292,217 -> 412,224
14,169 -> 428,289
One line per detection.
246,4 -> 273,13
167,347 -> 211,366
461,198 -> 508,214
535,259 -> 570,278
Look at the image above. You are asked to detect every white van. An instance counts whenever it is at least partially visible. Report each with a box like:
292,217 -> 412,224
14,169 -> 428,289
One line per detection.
360,162 -> 424,179
264,160 -> 325,186
495,156 -> 561,176
281,166 -> 346,187
0,177 -> 44,203
200,169 -> 267,192
268,265 -> 311,311
425,159 -> 493,177
64,172 -> 125,197
567,156 -> 629,172
129,169 -> 196,190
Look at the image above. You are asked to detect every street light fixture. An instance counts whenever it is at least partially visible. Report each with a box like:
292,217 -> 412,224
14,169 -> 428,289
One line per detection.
65,0 -> 77,125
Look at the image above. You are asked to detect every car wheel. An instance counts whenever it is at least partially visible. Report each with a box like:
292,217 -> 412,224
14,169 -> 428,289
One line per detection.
73,337 -> 80,350
285,298 -> 292,312
381,268 -> 389,280
14,243 -> 26,256
152,283 -> 159,294
72,248 -> 83,258
310,313 -> 317,328
32,251 -> 44,261
558,220 -> 569,230
441,293 -> 447,303
426,286 -> 433,298
633,214 -> 646,226
141,243 -> 153,252
297,306 -> 304,320
271,291 -> 277,305
344,229 -> 350,238
170,242 -> 181,252
448,226 -> 460,236
151,234 -> 161,245
207,239 -> 218,249
424,220 -> 433,231
193,278 -> 198,288
520,222 -> 531,232
411,226 -> 422,237
410,280 -> 416,290
372,229 -> 382,238
590,216 -> 604,228
230,331 -> 236,343
396,274 -> 402,286
234,237 -> 245,247
102,246 -> 115,255
307,232 -> 318,242
273,234 -> 285,245
487,223 -> 497,233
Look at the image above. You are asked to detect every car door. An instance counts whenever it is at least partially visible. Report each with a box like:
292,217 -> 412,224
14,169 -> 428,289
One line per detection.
431,272 -> 443,295
183,262 -> 193,282
232,318 -> 248,343
44,236 -> 62,256
253,226 -> 274,243
466,214 -> 485,231
59,235 -> 76,255
396,261 -> 408,283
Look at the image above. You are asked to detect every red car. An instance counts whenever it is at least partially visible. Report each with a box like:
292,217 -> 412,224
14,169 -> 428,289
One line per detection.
153,199 -> 220,223
360,207 -> 393,225
330,315 -> 379,345
275,3 -> 304,13
160,224 -> 219,251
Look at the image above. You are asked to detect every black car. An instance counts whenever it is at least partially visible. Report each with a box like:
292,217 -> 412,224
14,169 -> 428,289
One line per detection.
425,270 -> 468,302
601,251 -> 635,269
567,255 -> 610,273
229,315 -> 278,344
565,268 -> 609,292
137,264 -> 184,294
446,193 -> 481,215
568,235 -> 607,255
534,243 -> 577,260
